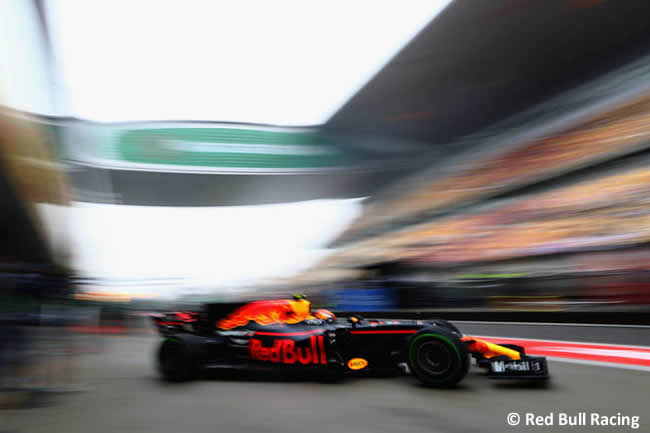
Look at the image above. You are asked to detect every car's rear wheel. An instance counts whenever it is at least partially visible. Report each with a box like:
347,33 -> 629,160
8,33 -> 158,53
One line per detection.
157,334 -> 205,382
407,328 -> 470,387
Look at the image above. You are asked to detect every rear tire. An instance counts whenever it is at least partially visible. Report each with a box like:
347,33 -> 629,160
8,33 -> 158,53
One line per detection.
407,327 -> 470,387
157,334 -> 205,382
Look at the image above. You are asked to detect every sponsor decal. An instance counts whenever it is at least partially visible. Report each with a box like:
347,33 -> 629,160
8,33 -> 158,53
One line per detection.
347,358 -> 369,370
249,335 -> 327,365
490,359 -> 544,373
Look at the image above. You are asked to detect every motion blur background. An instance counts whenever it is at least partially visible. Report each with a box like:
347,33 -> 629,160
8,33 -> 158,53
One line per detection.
2,0 -> 650,430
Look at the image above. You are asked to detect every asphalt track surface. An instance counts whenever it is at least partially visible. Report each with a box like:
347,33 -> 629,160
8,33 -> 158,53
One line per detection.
4,324 -> 650,433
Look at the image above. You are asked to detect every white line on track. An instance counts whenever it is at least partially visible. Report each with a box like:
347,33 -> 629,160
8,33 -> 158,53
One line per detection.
545,357 -> 650,372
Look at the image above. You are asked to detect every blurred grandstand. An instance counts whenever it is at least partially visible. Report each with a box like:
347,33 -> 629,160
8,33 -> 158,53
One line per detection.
280,1 -> 650,318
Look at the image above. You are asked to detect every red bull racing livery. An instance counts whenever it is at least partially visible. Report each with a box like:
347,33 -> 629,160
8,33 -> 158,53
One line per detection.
152,296 -> 549,386
216,298 -> 315,329
248,335 -> 326,365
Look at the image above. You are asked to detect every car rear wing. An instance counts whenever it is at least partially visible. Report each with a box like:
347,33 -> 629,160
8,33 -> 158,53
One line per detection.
151,303 -> 248,336
151,311 -> 199,335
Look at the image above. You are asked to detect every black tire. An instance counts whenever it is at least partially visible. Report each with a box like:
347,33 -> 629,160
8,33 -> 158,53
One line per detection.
407,327 -> 470,387
157,334 -> 206,382
430,319 -> 462,336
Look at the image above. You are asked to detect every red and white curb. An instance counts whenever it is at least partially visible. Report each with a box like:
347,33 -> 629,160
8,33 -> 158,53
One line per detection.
476,336 -> 650,371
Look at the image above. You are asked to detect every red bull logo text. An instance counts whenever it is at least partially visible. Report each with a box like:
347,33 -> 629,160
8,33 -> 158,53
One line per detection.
249,336 -> 327,365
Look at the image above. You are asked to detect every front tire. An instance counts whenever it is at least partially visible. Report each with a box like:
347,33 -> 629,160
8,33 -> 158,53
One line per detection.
407,327 -> 470,387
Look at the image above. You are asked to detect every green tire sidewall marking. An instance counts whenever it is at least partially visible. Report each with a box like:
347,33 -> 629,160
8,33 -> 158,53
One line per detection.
408,333 -> 461,381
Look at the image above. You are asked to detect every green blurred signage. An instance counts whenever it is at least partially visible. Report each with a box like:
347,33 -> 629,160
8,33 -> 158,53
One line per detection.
114,127 -> 349,169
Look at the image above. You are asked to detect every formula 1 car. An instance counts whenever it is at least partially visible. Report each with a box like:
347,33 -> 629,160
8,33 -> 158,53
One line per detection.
151,296 -> 549,387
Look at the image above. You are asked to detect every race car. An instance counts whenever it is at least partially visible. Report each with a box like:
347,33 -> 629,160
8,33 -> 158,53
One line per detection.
151,295 -> 548,387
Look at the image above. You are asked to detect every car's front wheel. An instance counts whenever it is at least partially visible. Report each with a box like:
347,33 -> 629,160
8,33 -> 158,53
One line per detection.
407,327 -> 470,387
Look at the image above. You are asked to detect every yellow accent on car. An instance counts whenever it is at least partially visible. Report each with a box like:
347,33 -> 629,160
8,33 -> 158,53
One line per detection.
347,358 -> 369,370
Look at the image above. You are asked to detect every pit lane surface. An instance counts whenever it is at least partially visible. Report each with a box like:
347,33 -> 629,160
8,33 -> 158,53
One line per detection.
4,330 -> 649,433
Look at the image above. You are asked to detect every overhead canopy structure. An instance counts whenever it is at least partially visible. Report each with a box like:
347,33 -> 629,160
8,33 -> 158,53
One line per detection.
53,117 -> 430,206
13,0 -> 650,209
326,0 -> 650,146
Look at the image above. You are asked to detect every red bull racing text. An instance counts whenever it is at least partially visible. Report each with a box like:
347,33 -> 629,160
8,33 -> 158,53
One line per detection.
249,335 -> 327,365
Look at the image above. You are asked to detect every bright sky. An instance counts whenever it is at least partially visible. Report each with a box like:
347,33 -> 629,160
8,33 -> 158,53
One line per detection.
0,0 -> 55,114
44,0 -> 449,124
4,1 -> 451,293
39,199 -> 363,295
